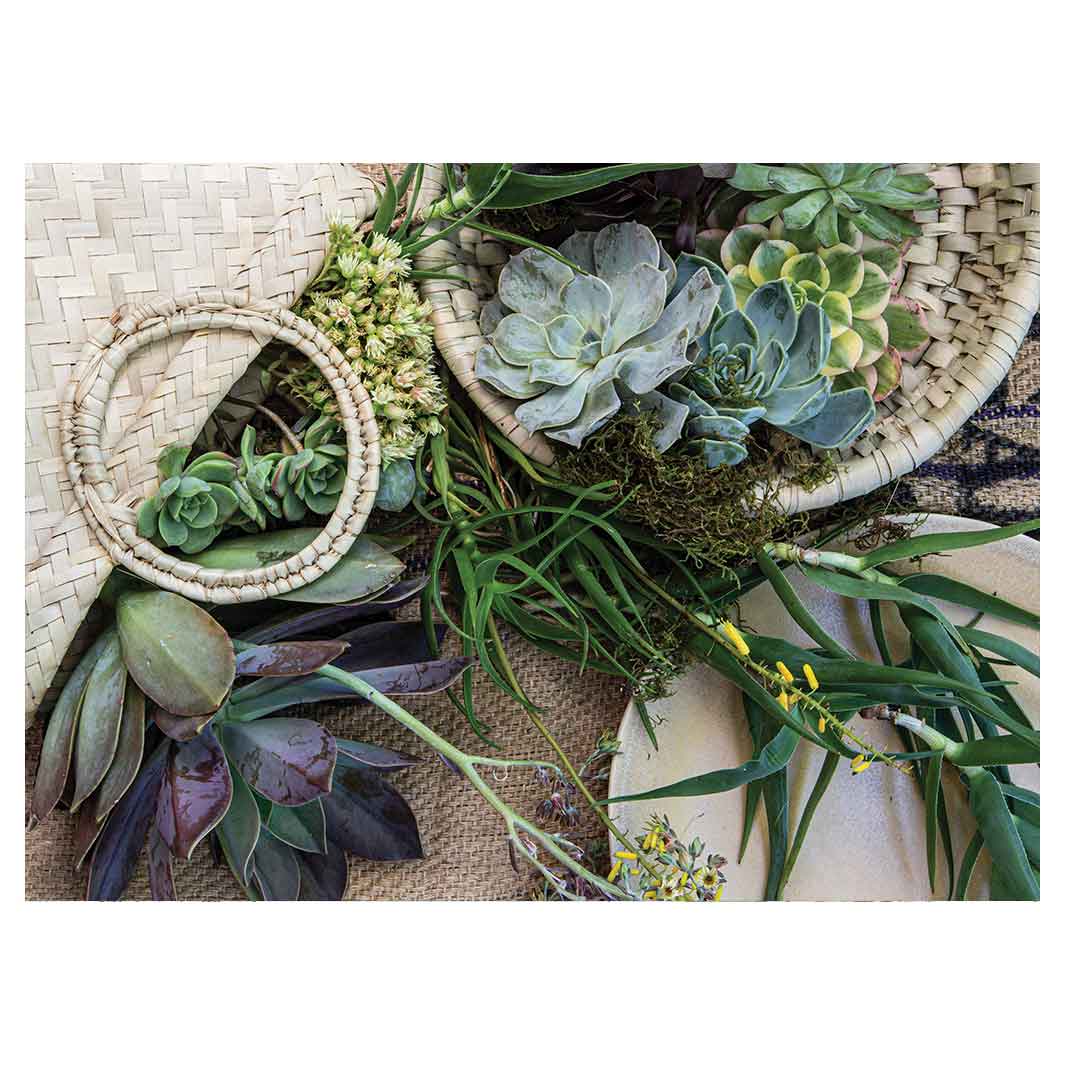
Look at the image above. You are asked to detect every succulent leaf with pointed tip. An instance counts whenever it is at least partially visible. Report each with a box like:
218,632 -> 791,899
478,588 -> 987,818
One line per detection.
475,222 -> 721,449
730,164 -> 938,246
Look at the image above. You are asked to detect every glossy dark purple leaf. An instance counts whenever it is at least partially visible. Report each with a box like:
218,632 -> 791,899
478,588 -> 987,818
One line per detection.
233,576 -> 428,643
87,740 -> 169,901
265,799 -> 327,854
155,726 -> 233,860
215,764 -> 260,885
220,718 -> 336,806
346,657 -> 476,698
146,822 -> 176,901
295,846 -> 348,901
251,829 -> 300,900
153,702 -> 215,741
71,631 -> 128,812
30,627 -> 113,827
322,764 -> 423,861
336,739 -> 419,773
331,621 -> 445,672
94,686 -> 146,821
234,640 -> 349,677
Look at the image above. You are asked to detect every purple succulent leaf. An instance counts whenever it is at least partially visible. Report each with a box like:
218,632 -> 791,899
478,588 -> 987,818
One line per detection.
155,725 -> 233,861
335,738 -> 420,773
146,822 -> 177,901
331,621 -> 446,672
234,640 -> 349,677
295,846 -> 349,901
72,793 -> 106,871
233,576 -> 429,644
265,799 -> 327,854
322,764 -> 423,862
152,702 -> 216,742
251,829 -> 301,901
219,718 -> 337,807
87,739 -> 169,901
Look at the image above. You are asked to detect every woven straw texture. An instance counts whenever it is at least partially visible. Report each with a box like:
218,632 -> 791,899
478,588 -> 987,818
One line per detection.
62,289 -> 380,603
413,163 -> 1040,507
25,163 -> 379,723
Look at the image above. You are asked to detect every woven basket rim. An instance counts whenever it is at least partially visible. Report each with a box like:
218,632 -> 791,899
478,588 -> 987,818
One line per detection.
413,163 -> 1040,512
61,288 -> 381,603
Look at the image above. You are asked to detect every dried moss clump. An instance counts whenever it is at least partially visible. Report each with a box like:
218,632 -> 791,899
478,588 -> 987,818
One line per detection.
558,413 -> 833,569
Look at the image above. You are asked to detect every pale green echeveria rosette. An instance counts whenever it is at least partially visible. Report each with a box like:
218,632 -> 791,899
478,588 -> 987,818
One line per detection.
475,222 -> 722,449
666,278 -> 876,468
137,444 -> 241,554
712,218 -> 927,402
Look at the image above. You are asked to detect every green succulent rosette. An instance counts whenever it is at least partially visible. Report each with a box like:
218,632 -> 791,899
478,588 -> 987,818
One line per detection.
711,220 -> 929,401
270,416 -> 347,521
136,444 -> 241,554
658,276 -> 876,468
475,222 -> 722,449
729,163 -> 938,246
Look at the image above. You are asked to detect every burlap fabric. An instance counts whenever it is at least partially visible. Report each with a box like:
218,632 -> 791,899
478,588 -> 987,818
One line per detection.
25,165 -> 1039,900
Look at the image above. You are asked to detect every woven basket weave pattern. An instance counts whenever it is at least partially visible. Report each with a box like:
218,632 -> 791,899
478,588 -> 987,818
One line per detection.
26,163 -> 379,720
62,289 -> 380,603
413,163 -> 1040,505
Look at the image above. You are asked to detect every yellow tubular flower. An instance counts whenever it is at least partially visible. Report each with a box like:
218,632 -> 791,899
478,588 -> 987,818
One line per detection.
720,621 -> 750,657
818,716 -> 827,733
614,851 -> 637,861
607,861 -> 622,883
850,754 -> 870,775
802,663 -> 820,691
776,661 -> 795,683
777,691 -> 789,711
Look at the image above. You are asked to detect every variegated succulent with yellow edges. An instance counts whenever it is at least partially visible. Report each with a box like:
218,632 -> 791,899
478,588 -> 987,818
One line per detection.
709,217 -> 929,401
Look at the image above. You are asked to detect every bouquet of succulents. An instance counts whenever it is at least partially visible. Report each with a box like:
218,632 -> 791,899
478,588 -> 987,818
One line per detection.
29,163 -> 1038,903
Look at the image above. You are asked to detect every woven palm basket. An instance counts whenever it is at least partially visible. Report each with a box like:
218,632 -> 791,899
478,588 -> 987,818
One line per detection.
25,163 -> 384,727
413,163 -> 1040,505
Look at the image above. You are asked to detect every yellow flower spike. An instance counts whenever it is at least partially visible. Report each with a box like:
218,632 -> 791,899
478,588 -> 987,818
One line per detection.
607,861 -> 622,883
818,716 -> 827,733
802,663 -> 820,691
777,690 -> 789,711
720,621 -> 750,657
776,661 -> 795,683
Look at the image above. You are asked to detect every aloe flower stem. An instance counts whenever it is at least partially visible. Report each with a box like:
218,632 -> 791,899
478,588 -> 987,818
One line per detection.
314,663 -> 629,899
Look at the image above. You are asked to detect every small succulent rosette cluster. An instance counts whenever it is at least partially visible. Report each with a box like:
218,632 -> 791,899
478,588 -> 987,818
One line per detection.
277,224 -> 445,470
137,420 -> 351,555
663,277 -> 877,467
474,222 -> 720,448
709,221 -> 929,401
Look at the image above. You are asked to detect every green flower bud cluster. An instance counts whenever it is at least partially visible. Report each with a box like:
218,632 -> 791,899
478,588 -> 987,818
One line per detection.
273,222 -> 445,465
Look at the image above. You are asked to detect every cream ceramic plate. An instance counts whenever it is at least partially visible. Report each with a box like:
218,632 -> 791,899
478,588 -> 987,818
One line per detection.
608,516 -> 1039,901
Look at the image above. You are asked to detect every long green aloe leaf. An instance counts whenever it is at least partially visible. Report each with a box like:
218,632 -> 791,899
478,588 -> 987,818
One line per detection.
855,518 -> 1039,569
900,574 -> 1038,630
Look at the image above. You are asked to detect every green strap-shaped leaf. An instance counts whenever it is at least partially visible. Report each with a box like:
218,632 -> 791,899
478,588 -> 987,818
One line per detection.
924,751 -> 944,893
900,574 -> 1038,630
856,518 -> 1039,569
957,626 -> 1039,676
964,768 -> 1038,901
947,734 -> 1040,767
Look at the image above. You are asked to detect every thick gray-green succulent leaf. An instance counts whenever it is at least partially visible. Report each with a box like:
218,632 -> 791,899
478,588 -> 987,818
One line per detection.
474,222 -> 721,448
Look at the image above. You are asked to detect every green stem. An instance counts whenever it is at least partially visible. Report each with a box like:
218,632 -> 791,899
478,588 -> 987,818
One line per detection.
313,662 -> 627,899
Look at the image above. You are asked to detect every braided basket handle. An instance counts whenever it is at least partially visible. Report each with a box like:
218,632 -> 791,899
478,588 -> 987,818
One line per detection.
60,288 -> 380,603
